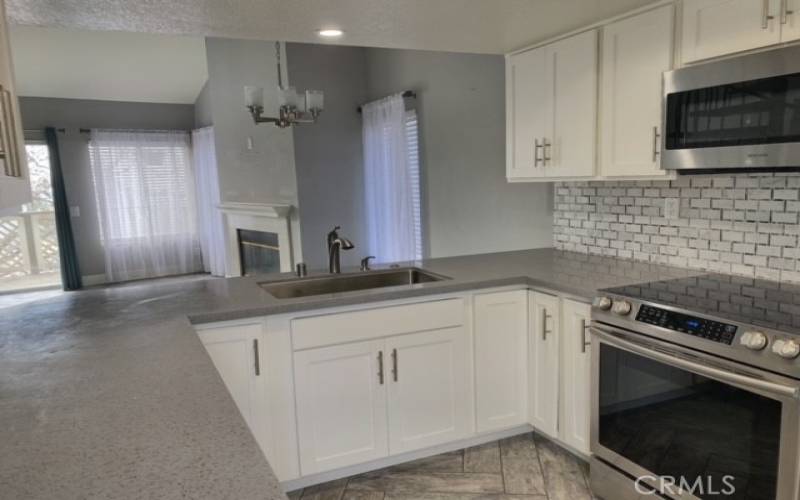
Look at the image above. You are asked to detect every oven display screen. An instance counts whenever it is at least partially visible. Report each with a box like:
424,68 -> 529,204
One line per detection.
636,305 -> 737,344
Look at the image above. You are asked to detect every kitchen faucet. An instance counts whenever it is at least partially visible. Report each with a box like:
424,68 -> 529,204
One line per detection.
327,226 -> 354,274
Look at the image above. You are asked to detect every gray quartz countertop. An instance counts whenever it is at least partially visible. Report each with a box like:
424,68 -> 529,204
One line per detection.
0,248 -> 701,499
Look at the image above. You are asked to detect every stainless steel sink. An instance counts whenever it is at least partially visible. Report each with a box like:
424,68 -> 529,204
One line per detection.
259,268 -> 449,299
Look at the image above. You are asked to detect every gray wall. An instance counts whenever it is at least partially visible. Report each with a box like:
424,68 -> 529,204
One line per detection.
204,38 -> 298,206
194,80 -> 213,128
364,48 -> 553,258
19,97 -> 195,278
288,43 -> 367,270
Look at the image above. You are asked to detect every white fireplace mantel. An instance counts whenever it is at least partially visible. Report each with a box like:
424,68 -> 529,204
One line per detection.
218,202 -> 294,277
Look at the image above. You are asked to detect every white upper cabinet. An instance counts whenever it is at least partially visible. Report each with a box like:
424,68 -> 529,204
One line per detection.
0,0 -> 30,211
681,0 -> 782,63
781,0 -> 800,41
600,5 -> 674,178
506,29 -> 598,181
474,290 -> 528,433
506,47 -> 549,179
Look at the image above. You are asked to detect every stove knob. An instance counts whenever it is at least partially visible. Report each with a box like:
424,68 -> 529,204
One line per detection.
740,331 -> 768,351
595,296 -> 613,310
612,300 -> 632,316
772,339 -> 800,359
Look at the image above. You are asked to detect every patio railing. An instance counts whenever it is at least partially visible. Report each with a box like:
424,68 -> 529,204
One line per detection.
0,211 -> 59,279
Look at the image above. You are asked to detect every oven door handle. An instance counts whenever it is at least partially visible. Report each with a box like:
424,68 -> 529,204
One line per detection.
591,325 -> 800,400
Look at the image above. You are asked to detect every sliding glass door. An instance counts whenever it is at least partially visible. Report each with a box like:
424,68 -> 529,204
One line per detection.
0,142 -> 61,293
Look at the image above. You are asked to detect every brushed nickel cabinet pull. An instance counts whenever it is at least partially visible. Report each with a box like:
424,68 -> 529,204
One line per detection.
391,348 -> 398,382
377,351 -> 384,385
782,0 -> 794,23
652,126 -> 661,163
580,319 -> 591,353
763,0 -> 775,28
542,311 -> 552,340
543,138 -> 552,165
253,338 -> 260,376
534,138 -> 543,167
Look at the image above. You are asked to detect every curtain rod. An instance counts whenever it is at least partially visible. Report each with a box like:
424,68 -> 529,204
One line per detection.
357,90 -> 416,113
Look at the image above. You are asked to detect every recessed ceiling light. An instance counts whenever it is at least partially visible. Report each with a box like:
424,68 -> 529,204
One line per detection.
318,29 -> 344,38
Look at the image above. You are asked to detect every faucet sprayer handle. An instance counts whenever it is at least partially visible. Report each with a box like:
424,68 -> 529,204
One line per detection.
360,256 -> 376,271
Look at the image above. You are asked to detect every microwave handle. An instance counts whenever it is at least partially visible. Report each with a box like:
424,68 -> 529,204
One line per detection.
591,325 -> 800,400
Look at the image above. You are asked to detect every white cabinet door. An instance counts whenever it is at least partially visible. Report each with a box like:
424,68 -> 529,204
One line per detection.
682,0 -> 781,63
294,340 -> 389,474
506,46 -> 550,180
474,290 -> 528,432
780,0 -> 800,41
560,299 -> 592,455
547,29 -> 598,178
0,0 -> 29,211
529,291 -> 560,439
196,322 -> 272,458
386,327 -> 471,454
601,5 -> 674,178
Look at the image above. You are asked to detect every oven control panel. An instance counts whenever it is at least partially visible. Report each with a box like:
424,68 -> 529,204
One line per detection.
636,305 -> 738,345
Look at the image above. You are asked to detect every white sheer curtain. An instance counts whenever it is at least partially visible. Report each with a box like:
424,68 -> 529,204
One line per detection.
192,127 -> 226,276
362,94 -> 422,263
89,129 -> 202,282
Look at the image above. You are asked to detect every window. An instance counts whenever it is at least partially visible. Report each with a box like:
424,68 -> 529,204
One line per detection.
89,130 -> 201,282
405,110 -> 423,261
362,94 -> 423,263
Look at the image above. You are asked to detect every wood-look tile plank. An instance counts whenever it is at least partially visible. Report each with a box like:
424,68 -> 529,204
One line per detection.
301,478 -> 348,500
498,433 -> 546,495
532,433 -> 593,500
464,442 -> 501,474
388,450 -> 464,473
347,472 -> 505,494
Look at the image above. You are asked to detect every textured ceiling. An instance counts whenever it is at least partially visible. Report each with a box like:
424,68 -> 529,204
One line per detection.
11,26 -> 207,104
8,0 -> 662,54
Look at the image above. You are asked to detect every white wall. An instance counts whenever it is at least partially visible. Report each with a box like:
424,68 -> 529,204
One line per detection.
364,48 -> 553,258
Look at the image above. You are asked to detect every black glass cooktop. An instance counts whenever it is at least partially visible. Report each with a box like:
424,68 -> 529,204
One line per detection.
601,274 -> 800,336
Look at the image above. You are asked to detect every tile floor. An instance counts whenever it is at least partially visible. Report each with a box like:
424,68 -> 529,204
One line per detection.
287,432 -> 596,500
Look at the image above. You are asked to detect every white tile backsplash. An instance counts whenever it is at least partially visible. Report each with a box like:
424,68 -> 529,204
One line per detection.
553,173 -> 800,283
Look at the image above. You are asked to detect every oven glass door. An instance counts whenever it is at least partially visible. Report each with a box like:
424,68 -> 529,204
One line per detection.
597,341 -> 782,500
665,71 -> 800,150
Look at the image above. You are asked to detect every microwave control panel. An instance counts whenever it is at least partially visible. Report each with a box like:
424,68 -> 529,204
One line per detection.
636,305 -> 738,345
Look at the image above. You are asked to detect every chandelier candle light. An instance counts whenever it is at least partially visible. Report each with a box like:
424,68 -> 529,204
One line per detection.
244,42 -> 324,128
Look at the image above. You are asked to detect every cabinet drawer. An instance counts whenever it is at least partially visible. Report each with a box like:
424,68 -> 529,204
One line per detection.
292,298 -> 465,350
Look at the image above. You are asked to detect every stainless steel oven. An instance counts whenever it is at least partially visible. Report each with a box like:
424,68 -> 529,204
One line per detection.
589,275 -> 800,500
662,44 -> 800,171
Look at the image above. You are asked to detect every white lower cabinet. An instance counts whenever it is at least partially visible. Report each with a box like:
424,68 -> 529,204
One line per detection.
560,299 -> 592,455
529,292 -> 592,456
386,327 -> 471,454
195,320 -> 273,461
197,289 -> 594,485
474,290 -> 529,432
293,340 -> 389,474
529,291 -> 561,439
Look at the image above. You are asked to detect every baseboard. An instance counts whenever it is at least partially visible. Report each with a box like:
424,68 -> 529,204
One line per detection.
281,425 -> 534,492
81,274 -> 107,287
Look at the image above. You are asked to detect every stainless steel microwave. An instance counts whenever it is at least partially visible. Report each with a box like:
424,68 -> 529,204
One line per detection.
662,45 -> 800,171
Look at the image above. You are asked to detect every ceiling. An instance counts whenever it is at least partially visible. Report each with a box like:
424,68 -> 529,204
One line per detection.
8,0 -> 662,55
9,26 -> 207,104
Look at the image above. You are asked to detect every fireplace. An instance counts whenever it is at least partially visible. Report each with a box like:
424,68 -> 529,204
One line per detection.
218,202 -> 296,277
237,229 -> 281,276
